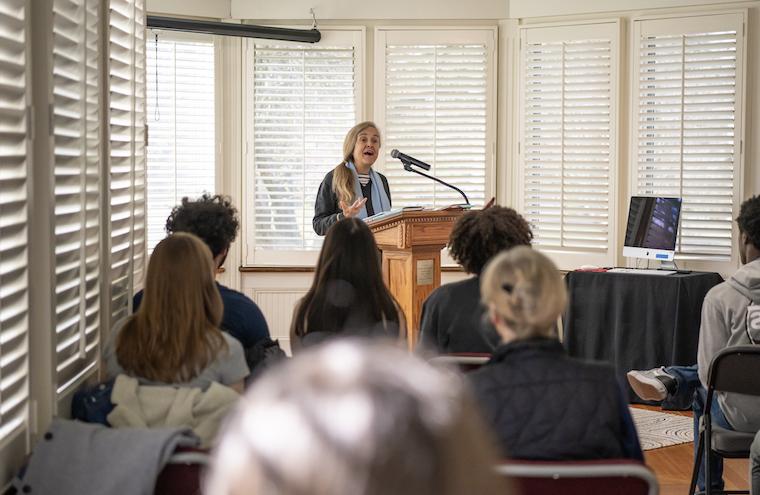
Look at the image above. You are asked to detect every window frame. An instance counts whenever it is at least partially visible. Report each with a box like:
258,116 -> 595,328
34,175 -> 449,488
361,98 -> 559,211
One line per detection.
628,10 -> 747,273
144,29 -> 218,253
373,26 -> 498,208
241,27 -> 366,267
516,19 -> 621,271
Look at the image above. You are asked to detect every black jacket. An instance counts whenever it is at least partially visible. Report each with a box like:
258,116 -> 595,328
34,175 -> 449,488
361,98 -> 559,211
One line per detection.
418,276 -> 498,353
469,338 -> 634,461
312,169 -> 391,236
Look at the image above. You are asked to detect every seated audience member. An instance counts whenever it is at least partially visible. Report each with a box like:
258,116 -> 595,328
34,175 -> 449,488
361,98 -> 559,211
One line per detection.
469,247 -> 642,461
290,218 -> 405,350
418,206 -> 533,354
627,194 -> 760,492
206,341 -> 510,495
134,194 -> 270,350
105,233 -> 248,393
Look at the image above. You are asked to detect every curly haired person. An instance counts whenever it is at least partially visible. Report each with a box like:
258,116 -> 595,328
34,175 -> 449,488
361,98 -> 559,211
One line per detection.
134,194 -> 270,350
418,206 -> 533,354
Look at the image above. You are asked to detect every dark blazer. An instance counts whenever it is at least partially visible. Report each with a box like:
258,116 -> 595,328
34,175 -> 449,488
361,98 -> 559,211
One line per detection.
313,169 -> 391,236
469,338 -> 642,461
418,276 -> 498,354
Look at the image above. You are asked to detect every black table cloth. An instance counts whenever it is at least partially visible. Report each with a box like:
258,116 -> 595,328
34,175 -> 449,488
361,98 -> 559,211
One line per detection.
563,270 -> 724,404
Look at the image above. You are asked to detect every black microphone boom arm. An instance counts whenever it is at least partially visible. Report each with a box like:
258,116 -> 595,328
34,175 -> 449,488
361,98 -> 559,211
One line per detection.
401,162 -> 470,205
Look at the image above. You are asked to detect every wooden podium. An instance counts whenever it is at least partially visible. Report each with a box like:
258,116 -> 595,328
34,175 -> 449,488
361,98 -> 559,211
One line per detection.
366,209 -> 464,349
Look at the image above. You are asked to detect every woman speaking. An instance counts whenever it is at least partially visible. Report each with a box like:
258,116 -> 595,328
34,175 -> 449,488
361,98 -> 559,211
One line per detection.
313,122 -> 392,235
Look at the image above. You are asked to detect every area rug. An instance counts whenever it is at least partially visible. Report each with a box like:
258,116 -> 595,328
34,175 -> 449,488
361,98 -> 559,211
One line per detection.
630,407 -> 693,451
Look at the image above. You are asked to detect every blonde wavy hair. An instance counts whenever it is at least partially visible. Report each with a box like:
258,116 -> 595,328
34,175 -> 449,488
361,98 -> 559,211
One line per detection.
116,232 -> 227,383
481,246 -> 566,340
332,121 -> 382,205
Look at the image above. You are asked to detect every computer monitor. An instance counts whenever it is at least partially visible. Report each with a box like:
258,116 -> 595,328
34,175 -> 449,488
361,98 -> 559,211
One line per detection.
622,196 -> 682,262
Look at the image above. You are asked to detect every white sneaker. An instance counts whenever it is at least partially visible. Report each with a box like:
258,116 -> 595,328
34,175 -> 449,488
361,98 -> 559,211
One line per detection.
626,367 -> 676,401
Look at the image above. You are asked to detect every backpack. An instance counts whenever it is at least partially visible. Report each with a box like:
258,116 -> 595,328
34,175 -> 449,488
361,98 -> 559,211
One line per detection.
244,338 -> 287,386
71,378 -> 116,426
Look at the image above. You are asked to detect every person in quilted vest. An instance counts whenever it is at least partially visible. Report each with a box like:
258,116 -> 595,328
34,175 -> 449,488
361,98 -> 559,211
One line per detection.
469,247 -> 643,461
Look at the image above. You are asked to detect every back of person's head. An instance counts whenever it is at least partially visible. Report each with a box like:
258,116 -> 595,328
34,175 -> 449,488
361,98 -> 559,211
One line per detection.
165,193 -> 239,264
481,246 -> 566,340
117,232 -> 226,383
737,195 -> 760,252
449,206 -> 533,275
206,340 -> 508,495
291,218 -> 401,346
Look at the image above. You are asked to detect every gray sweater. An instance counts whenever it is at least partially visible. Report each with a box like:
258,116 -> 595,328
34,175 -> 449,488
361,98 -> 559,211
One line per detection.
697,258 -> 760,432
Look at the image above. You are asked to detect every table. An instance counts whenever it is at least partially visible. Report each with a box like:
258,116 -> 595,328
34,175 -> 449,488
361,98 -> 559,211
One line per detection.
562,270 -> 724,404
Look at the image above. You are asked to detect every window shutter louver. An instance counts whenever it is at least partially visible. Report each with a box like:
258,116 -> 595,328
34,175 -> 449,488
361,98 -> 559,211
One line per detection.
0,0 -> 30,446
108,0 -> 146,326
247,31 -> 361,263
519,23 -> 618,264
378,31 -> 493,208
146,35 -> 215,253
51,0 -> 101,396
633,14 -> 744,260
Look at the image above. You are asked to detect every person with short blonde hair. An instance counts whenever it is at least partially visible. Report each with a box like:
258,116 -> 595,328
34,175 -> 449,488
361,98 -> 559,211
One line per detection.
470,246 -> 642,461
206,341 -> 510,495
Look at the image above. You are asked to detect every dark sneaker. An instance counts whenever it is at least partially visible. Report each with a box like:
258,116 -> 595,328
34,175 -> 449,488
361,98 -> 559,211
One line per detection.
627,367 -> 677,401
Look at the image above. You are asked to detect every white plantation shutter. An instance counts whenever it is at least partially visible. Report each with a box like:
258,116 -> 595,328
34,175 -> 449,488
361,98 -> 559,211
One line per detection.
376,29 -> 495,208
632,13 -> 744,261
146,34 -> 215,252
51,0 -> 101,396
108,0 -> 146,326
0,0 -> 30,453
246,30 -> 362,264
519,22 -> 619,267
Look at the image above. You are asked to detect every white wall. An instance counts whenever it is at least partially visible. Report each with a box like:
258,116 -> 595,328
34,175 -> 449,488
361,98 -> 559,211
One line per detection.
508,0 -> 748,18
230,0 -> 508,20
146,0 -> 230,18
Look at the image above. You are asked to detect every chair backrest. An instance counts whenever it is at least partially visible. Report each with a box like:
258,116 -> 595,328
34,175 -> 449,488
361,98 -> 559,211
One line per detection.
428,353 -> 491,372
154,447 -> 210,495
495,460 -> 659,495
708,345 -> 760,396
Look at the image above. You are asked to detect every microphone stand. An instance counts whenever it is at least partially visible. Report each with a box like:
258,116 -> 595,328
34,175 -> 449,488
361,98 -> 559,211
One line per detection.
402,162 -> 470,205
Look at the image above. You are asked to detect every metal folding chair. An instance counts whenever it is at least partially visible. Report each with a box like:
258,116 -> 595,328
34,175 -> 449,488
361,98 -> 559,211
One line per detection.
688,345 -> 760,495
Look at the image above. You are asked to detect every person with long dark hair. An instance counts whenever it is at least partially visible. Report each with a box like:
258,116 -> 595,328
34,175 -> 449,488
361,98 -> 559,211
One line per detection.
291,218 -> 405,350
312,122 -> 392,236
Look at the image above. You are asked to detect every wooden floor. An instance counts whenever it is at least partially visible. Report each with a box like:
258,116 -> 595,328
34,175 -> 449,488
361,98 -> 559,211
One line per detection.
634,405 -> 749,495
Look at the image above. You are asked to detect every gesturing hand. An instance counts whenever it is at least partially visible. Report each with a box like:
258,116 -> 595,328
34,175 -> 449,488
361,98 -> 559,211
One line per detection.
339,197 -> 368,218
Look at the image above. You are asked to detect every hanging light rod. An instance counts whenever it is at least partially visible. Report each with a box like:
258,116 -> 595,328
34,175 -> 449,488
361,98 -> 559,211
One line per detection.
146,16 -> 321,43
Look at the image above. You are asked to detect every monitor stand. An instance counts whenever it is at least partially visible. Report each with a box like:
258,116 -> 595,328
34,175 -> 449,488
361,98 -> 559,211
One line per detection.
660,260 -> 678,270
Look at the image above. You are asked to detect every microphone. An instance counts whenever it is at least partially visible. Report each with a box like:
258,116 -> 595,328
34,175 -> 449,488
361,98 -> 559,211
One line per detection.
390,149 -> 470,205
390,149 -> 431,171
